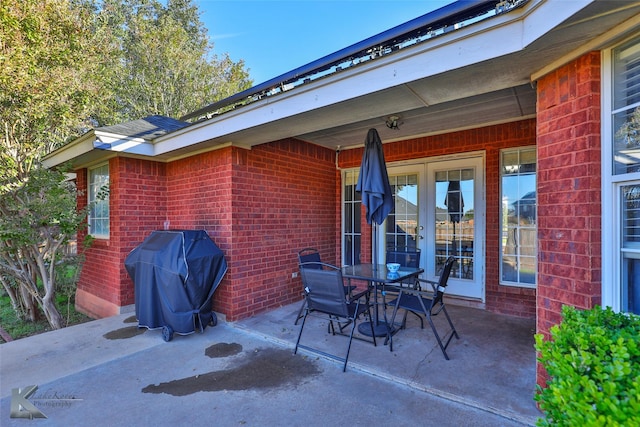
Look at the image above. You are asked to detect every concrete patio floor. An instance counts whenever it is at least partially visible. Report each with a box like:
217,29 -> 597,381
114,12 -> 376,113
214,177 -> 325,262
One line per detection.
1,300 -> 542,426
234,301 -> 542,424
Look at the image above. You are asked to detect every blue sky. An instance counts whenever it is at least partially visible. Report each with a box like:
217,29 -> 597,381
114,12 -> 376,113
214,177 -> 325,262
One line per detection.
198,0 -> 452,85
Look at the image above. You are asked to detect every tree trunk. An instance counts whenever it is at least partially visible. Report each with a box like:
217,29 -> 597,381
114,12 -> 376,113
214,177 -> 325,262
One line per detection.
0,275 -> 21,318
20,285 -> 39,322
42,294 -> 64,330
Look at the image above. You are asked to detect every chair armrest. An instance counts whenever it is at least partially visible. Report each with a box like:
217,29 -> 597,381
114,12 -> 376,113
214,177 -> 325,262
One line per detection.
416,278 -> 437,293
384,276 -> 421,292
394,286 -> 435,302
349,288 -> 370,302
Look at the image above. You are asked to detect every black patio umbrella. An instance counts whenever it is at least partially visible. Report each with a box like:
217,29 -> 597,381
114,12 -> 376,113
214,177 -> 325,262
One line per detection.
356,128 -> 394,266
445,180 -> 464,253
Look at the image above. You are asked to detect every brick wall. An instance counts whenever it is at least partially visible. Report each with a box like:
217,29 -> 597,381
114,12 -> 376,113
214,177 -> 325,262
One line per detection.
339,120 -> 538,318
165,148 -> 234,316
75,157 -> 167,318
75,141 -> 337,321
163,141 -> 337,321
224,140 -> 337,320
536,53 -> 602,334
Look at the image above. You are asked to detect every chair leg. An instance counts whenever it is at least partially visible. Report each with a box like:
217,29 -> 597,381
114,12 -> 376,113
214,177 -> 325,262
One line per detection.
426,305 -> 459,360
381,301 -> 394,352
409,310 -> 424,329
294,311 -> 309,354
337,317 -> 353,333
401,310 -> 408,329
441,305 -> 460,340
395,307 -> 424,330
294,298 -> 306,325
426,314 -> 450,360
328,317 -> 337,335
367,305 -> 377,348
339,319 -> 356,372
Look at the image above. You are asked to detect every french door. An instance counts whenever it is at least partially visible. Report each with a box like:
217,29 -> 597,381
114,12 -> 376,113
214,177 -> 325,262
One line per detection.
426,157 -> 484,299
381,156 -> 485,300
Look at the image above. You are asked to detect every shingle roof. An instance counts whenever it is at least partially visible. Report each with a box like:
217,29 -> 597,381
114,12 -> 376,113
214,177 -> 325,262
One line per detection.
97,115 -> 189,140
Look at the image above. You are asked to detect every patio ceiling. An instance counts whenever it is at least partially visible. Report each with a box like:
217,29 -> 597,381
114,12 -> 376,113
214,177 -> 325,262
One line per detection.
294,0 -> 640,150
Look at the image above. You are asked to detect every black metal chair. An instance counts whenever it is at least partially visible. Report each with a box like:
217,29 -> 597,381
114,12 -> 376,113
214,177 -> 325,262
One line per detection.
386,245 -> 420,267
383,246 -> 423,326
388,256 -> 459,360
294,261 -> 376,372
294,248 -> 354,325
294,248 -> 322,325
385,246 -> 421,288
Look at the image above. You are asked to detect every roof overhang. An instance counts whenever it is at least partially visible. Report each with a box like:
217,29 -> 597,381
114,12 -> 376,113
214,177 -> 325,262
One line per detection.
42,129 -> 154,169
44,0 -> 640,169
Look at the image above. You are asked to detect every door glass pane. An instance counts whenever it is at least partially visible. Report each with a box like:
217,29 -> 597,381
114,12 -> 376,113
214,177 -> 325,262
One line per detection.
435,168 -> 474,279
386,174 -> 418,250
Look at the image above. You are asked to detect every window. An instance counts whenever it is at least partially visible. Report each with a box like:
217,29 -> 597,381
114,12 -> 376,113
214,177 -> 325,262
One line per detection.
621,184 -> 640,314
604,36 -> 640,314
342,170 -> 361,265
500,147 -> 536,287
612,39 -> 640,175
88,163 -> 109,238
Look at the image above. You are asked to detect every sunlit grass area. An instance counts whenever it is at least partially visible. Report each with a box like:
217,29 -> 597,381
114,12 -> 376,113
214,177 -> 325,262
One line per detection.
0,290 -> 92,342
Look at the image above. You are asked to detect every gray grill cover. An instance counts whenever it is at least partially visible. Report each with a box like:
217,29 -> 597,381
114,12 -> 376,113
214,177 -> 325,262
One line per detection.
125,230 -> 227,335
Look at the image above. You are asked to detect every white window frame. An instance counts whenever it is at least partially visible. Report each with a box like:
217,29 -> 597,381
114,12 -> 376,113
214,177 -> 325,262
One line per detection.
499,146 -> 537,288
342,169 -> 361,266
602,35 -> 640,313
88,163 -> 110,239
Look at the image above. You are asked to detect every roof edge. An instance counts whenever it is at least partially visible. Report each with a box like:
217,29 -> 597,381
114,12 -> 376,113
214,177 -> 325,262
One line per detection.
181,0 -> 525,121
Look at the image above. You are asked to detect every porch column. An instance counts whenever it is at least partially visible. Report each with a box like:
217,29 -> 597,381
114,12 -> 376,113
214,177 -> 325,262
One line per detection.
535,52 -> 602,385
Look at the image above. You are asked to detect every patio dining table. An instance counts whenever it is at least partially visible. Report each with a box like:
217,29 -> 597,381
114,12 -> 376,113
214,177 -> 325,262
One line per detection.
341,264 -> 424,343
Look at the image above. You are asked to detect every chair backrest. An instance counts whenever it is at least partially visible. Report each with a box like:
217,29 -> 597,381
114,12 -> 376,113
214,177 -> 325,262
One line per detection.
432,256 -> 456,306
386,246 -> 421,289
298,248 -> 322,269
386,246 -> 420,268
299,262 -> 349,318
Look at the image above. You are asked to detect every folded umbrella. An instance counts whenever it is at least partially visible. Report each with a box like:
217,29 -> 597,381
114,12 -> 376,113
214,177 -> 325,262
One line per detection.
356,128 -> 394,226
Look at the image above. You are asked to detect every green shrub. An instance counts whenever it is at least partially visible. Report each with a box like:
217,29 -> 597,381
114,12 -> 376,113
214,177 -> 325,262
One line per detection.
534,305 -> 640,426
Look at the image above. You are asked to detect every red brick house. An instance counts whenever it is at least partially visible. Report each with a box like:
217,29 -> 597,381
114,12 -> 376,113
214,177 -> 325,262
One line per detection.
44,0 -> 640,381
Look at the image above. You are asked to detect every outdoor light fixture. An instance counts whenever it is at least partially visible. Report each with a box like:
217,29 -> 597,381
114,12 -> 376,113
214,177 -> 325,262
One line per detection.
386,115 -> 400,130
